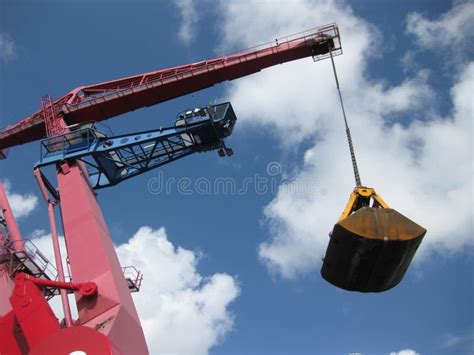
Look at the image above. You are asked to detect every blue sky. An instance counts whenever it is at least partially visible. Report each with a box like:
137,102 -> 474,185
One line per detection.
0,1 -> 473,354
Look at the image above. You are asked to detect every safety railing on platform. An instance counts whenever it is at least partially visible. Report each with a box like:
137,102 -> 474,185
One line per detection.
41,127 -> 103,157
1,235 -> 142,296
1,239 -> 58,281
122,266 -> 143,293
65,23 -> 342,110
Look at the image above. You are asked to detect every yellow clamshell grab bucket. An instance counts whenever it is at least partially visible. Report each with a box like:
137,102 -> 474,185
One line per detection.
321,187 -> 426,292
322,46 -> 427,292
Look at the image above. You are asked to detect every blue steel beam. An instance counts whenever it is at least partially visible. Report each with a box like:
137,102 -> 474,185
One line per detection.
35,102 -> 236,189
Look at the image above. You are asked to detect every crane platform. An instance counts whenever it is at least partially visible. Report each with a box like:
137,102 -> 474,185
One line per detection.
0,235 -> 59,300
1,232 -> 142,298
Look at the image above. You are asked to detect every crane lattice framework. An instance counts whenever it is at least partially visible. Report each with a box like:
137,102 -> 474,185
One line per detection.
0,24 -> 341,353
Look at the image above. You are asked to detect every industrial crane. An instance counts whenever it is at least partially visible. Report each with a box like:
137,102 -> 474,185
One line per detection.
0,24 -> 342,353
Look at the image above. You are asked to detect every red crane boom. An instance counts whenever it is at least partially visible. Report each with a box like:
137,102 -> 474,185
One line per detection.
0,24 -> 341,151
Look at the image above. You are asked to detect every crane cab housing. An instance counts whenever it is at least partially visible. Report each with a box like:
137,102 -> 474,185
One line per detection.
175,102 -> 236,151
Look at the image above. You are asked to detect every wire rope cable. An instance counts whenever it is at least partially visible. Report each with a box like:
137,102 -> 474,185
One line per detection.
328,48 -> 362,187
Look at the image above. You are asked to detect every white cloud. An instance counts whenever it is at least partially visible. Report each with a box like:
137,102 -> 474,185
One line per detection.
441,332 -> 474,349
0,32 -> 16,62
117,227 -> 239,355
406,1 -> 474,52
442,334 -> 465,348
389,350 -> 419,355
173,0 -> 199,44
2,181 -> 38,219
216,0 -> 473,278
32,227 -> 239,355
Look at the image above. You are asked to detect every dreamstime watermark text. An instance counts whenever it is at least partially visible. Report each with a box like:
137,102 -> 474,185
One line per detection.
147,162 -> 323,196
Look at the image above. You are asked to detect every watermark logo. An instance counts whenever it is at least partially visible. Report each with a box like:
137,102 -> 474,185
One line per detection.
147,161 -> 320,196
266,161 -> 282,176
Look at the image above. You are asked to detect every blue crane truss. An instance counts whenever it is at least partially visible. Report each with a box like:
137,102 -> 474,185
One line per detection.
35,102 -> 237,189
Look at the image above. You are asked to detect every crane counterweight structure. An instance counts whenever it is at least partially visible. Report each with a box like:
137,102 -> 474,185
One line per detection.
0,23 -> 342,353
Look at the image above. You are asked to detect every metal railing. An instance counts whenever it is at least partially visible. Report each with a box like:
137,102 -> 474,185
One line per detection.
40,127 -> 104,159
0,238 -> 58,282
65,23 -> 342,112
122,265 -> 143,292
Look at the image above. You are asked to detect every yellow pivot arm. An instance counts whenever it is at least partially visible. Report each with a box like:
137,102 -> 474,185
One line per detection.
338,186 -> 389,222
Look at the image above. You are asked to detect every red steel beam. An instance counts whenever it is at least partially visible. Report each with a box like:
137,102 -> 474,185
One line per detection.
0,24 -> 340,151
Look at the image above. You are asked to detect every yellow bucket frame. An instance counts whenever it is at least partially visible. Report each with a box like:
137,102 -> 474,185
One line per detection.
338,187 -> 389,222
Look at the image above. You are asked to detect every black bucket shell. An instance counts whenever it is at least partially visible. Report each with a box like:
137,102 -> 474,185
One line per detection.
321,207 -> 426,292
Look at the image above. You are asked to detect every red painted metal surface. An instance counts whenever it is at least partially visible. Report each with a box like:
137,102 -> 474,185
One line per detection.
41,95 -> 66,137
34,168 -> 73,327
0,24 -> 340,151
22,273 -> 98,297
0,257 -> 15,317
0,311 -> 29,354
56,161 -> 148,354
29,326 -> 113,355
0,182 -> 23,251
9,273 -> 63,349
0,182 -> 21,321
0,239 -> 16,320
1,273 -> 112,354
